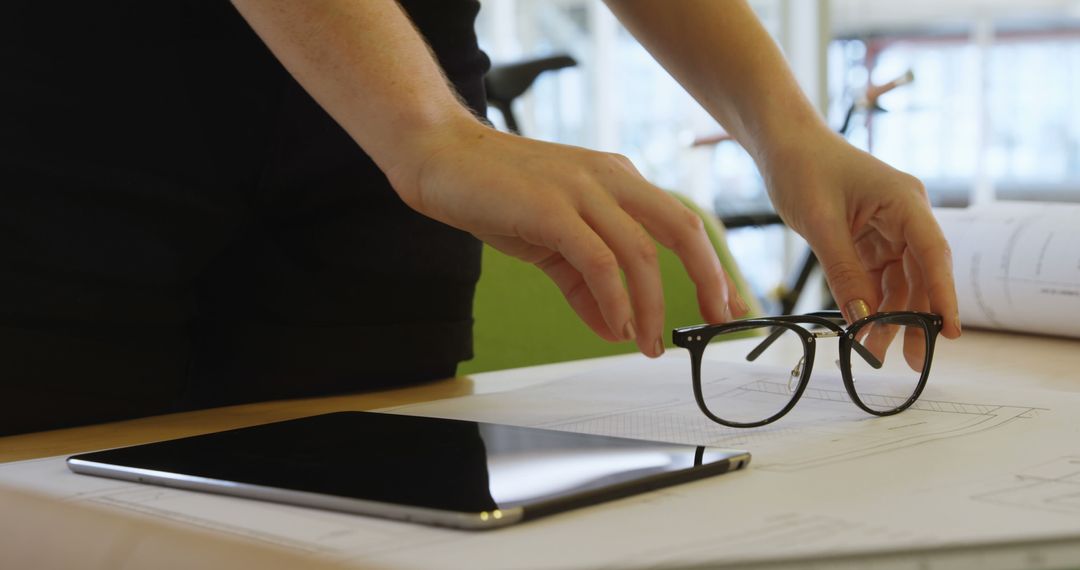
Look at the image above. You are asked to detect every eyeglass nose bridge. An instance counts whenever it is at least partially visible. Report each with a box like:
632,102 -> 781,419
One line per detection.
808,328 -> 880,369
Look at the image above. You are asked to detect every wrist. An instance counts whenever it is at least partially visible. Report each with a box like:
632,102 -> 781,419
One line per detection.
378,109 -> 489,208
751,111 -> 837,173
754,126 -> 853,231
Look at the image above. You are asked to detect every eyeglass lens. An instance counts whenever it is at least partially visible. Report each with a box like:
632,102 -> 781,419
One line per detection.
699,324 -> 807,425
848,314 -> 929,413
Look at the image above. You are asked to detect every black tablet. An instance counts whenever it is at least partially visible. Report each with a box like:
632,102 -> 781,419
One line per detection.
67,411 -> 749,530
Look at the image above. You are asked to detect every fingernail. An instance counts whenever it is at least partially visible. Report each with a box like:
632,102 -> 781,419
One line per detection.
653,338 -> 665,357
623,320 -> 636,342
735,295 -> 750,315
955,312 -> 962,335
845,299 -> 872,323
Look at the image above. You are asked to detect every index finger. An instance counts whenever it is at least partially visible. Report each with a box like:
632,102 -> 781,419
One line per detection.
904,209 -> 961,338
617,182 -> 734,325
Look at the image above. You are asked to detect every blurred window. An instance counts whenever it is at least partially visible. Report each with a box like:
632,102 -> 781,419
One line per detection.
830,30 -> 1080,204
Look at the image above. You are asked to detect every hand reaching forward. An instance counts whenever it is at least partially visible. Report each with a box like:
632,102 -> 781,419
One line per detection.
763,131 -> 962,369
385,117 -> 747,357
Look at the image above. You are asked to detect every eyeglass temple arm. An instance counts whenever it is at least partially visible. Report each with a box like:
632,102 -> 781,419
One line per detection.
745,320 -> 883,369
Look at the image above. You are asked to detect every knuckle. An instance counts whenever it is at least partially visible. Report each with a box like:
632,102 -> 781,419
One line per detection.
633,235 -> 659,266
563,278 -> 592,305
564,168 -> 597,192
604,151 -> 629,164
534,252 -> 559,272
822,259 -> 865,288
926,272 -> 954,298
604,152 -> 639,174
681,208 -> 705,233
904,174 -> 930,202
583,250 -> 619,276
941,243 -> 954,263
668,208 -> 705,250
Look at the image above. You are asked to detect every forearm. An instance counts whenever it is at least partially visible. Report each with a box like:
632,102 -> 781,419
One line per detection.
230,0 -> 479,197
604,0 -> 833,166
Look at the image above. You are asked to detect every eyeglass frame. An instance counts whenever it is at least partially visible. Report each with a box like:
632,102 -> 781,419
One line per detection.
672,310 -> 944,428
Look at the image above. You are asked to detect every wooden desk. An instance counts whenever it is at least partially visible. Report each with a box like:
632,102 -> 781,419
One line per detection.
0,376 -> 476,464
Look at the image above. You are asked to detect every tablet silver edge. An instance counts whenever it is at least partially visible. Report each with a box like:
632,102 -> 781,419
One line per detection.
67,457 -> 523,530
68,448 -> 751,531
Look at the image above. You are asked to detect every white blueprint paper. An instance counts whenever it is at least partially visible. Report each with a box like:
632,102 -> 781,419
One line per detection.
4,344 -> 1080,569
936,202 -> 1080,338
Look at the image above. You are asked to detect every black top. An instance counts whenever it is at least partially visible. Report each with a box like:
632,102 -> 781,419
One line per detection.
0,1 -> 490,435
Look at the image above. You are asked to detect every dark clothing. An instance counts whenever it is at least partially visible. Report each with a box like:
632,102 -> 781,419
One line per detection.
0,1 -> 489,435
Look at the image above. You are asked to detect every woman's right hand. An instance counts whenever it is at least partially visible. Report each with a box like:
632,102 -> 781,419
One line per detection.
384,116 -> 748,358
229,0 -> 746,358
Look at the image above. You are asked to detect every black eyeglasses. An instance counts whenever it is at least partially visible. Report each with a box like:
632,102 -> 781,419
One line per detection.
672,311 -> 942,428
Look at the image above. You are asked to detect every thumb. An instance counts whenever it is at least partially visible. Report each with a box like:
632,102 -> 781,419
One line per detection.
812,230 -> 878,324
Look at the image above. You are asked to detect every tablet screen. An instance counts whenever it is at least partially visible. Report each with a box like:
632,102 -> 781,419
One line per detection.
68,412 -> 748,529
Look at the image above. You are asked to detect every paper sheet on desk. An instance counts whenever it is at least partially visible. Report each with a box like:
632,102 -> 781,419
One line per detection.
392,355 -> 1054,472
389,356 -> 1080,566
4,354 -> 1080,570
936,202 -> 1080,338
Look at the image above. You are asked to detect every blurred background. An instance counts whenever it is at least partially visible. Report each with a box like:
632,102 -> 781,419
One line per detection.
474,0 -> 1080,313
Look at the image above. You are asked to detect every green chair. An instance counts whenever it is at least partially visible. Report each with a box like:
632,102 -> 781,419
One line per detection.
460,193 -> 760,375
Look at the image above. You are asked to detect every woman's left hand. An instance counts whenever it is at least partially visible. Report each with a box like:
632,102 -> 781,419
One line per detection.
763,129 -> 962,366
